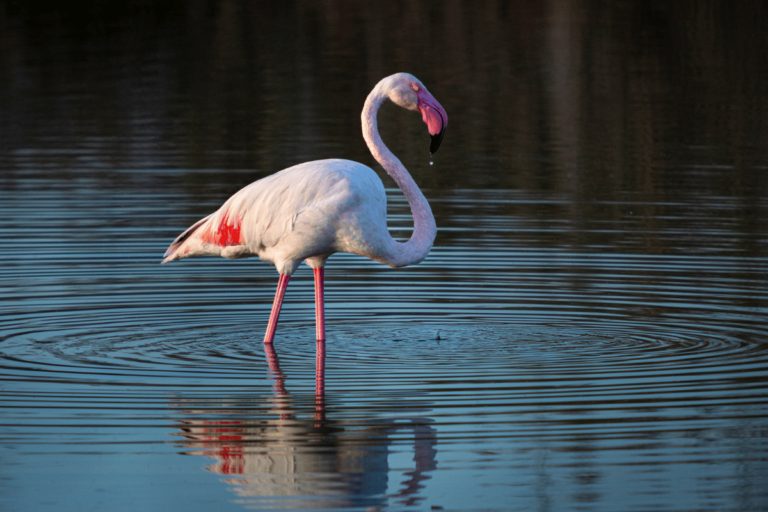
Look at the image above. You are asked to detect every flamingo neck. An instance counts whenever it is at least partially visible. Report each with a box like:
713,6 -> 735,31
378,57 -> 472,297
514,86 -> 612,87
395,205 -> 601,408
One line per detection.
361,84 -> 436,268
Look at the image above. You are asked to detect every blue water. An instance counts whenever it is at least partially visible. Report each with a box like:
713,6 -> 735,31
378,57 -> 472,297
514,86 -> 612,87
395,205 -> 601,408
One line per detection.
2,1 -> 768,511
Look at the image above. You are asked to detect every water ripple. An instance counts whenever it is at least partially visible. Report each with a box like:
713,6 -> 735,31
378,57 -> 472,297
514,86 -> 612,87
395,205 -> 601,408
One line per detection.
2,183 -> 767,511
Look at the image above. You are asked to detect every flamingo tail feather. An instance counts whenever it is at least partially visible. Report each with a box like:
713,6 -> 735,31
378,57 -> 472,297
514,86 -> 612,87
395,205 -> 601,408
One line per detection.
162,215 -> 212,263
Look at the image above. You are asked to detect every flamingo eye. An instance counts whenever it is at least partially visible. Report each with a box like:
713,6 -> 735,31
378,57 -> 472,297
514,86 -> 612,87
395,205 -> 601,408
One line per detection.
412,84 -> 420,92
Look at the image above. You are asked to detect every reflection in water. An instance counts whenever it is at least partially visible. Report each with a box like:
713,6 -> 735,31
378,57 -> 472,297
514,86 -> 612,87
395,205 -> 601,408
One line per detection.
172,342 -> 437,510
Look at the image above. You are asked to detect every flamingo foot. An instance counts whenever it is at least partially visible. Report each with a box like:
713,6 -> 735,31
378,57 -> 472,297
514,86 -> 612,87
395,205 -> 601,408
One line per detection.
264,274 -> 290,344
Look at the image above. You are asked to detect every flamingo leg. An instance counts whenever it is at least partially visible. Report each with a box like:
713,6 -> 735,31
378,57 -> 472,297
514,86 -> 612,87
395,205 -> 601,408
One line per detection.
314,267 -> 326,342
263,342 -> 287,395
264,274 -> 290,344
264,342 -> 291,420
315,339 -> 326,423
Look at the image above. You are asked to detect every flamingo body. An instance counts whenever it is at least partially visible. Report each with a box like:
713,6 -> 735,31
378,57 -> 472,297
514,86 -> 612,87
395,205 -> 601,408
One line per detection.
163,72 -> 448,343
164,159 -> 391,275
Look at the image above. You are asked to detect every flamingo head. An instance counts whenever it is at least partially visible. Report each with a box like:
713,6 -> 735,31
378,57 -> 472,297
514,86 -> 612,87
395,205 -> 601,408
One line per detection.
387,73 -> 448,154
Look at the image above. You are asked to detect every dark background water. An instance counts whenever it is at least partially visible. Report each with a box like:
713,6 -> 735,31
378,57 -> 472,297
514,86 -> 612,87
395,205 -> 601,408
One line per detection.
1,1 -> 767,511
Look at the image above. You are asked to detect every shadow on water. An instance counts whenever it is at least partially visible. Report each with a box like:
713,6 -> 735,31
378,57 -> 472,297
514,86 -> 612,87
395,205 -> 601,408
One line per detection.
171,342 -> 438,511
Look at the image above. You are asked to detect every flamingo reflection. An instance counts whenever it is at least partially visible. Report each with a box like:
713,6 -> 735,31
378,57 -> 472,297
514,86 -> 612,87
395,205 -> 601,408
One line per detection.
172,340 -> 437,510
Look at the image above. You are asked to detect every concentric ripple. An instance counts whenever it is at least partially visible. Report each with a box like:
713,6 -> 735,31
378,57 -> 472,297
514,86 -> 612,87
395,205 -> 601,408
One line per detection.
2,182 -> 768,511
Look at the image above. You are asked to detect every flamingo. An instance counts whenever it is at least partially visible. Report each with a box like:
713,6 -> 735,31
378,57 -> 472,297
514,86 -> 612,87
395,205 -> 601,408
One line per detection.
162,73 -> 448,344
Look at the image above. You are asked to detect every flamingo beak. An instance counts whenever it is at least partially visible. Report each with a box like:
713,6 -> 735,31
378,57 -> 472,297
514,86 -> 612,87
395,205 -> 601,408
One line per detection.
429,110 -> 446,154
417,91 -> 448,155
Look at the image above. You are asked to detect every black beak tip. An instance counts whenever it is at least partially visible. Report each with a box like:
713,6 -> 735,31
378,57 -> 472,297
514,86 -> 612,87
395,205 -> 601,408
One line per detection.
430,127 -> 446,155
428,109 -> 447,155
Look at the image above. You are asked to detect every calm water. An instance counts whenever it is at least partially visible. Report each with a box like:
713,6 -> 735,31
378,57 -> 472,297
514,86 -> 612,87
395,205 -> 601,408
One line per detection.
2,1 -> 768,511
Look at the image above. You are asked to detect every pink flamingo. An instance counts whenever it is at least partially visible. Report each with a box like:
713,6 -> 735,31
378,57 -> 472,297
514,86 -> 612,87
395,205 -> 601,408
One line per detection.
163,73 -> 447,344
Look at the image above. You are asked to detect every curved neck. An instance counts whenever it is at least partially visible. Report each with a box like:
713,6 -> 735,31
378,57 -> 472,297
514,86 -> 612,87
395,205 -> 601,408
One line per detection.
362,85 -> 436,268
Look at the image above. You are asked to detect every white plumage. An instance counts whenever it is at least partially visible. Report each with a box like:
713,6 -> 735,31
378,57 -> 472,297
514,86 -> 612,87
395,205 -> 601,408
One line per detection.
163,73 -> 448,344
164,160 -> 390,274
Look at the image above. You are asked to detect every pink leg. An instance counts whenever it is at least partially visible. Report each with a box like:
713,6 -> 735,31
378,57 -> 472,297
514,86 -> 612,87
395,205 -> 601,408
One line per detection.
315,339 -> 326,423
264,274 -> 290,344
314,268 -> 326,342
313,270 -> 326,423
264,341 -> 290,420
263,342 -> 287,396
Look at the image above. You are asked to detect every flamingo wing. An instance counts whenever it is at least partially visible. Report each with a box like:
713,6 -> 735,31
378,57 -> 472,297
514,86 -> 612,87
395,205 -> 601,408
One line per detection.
161,171 -> 299,263
162,159 -> 386,271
